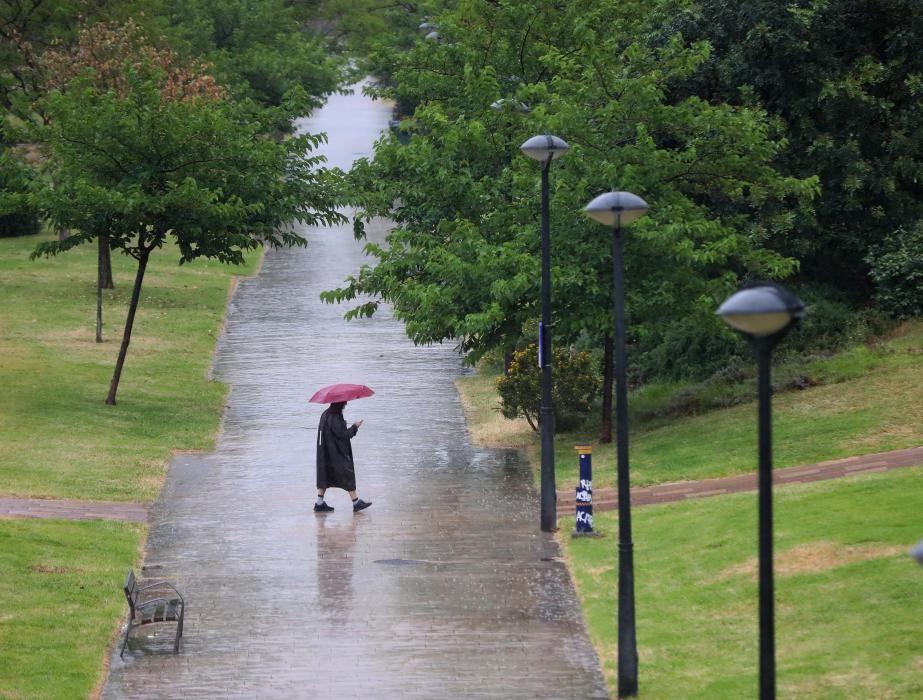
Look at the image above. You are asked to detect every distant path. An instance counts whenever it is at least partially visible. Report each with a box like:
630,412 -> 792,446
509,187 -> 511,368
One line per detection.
0,496 -> 148,523
2,446 -> 920,525
557,446 -> 923,513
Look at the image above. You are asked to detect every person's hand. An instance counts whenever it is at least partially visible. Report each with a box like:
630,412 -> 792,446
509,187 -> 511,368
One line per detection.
353,420 -> 364,429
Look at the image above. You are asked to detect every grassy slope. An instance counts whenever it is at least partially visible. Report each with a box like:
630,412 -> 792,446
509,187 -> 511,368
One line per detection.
0,232 -> 258,699
457,321 -> 923,493
455,327 -> 923,698
564,468 -> 923,699
0,233 -> 259,502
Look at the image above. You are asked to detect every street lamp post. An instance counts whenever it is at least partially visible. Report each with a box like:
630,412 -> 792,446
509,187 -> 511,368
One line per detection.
520,134 -> 569,532
584,191 -> 649,698
717,282 -> 805,700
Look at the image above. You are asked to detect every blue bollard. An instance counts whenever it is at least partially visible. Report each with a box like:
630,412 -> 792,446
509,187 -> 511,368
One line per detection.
574,445 -> 596,536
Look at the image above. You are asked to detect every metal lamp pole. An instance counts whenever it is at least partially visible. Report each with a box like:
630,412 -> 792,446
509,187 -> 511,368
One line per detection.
612,213 -> 638,698
718,282 -> 805,700
584,191 -> 649,698
521,134 -> 569,532
754,334 -> 777,699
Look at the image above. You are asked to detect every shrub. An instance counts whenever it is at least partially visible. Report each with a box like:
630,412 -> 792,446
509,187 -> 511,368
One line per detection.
780,285 -> 895,360
0,151 -> 40,239
496,344 -> 600,431
867,222 -> 923,319
634,311 -> 740,383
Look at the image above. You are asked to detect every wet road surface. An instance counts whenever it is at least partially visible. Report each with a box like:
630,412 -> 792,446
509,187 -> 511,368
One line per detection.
101,84 -> 608,700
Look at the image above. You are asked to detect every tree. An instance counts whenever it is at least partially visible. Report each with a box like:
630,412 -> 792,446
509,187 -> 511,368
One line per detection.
30,64 -> 345,404
0,0 -> 92,241
2,1 -> 347,256
148,0 -> 348,127
672,0 -> 923,308
325,0 -> 817,388
36,18 -> 227,338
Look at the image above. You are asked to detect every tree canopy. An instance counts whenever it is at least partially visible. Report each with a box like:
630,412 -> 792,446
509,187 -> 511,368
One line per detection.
1,0 -> 348,237
673,0 -> 923,311
23,22 -> 345,403
325,0 -> 818,380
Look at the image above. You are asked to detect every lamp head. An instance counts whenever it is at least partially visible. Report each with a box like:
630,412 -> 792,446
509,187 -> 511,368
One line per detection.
717,283 -> 805,338
583,191 -> 649,227
520,134 -> 569,162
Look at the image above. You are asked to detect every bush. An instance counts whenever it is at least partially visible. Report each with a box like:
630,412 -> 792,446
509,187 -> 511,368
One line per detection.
867,222 -> 923,319
496,344 -> 600,431
0,152 -> 40,239
781,285 -> 894,359
634,312 -> 740,383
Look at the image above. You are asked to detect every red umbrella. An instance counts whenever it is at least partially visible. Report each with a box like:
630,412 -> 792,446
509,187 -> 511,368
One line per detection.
309,383 -> 375,404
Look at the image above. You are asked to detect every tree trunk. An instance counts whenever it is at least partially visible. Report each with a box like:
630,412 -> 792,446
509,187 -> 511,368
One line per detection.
106,251 -> 149,405
599,333 -> 613,443
96,237 -> 108,343
99,235 -> 114,289
96,271 -> 103,343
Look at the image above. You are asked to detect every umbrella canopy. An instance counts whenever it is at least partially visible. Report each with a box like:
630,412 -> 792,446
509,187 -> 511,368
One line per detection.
309,383 -> 375,404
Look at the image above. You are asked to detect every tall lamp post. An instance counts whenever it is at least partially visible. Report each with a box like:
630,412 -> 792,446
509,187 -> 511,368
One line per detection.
584,191 -> 649,698
520,134 -> 569,532
717,282 -> 805,700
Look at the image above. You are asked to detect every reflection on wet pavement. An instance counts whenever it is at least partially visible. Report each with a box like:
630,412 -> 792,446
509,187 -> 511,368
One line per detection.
101,83 -> 608,699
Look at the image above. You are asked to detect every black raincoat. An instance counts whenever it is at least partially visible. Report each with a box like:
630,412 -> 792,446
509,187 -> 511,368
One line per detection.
316,406 -> 359,491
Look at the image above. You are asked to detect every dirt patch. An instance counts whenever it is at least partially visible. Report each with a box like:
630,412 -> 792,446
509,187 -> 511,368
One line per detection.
454,377 -> 533,449
719,541 -> 906,580
37,327 -> 172,353
842,423 -> 923,450
29,563 -> 79,574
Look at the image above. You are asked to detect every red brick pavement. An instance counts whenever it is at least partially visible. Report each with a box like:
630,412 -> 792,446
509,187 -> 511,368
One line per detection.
0,496 -> 148,523
557,445 -> 923,514
1,447 -> 919,525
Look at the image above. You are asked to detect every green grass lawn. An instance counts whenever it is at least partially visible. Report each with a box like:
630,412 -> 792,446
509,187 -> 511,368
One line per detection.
457,321 -> 923,493
562,466 -> 923,699
0,519 -> 144,700
0,231 -> 258,699
0,233 -> 259,501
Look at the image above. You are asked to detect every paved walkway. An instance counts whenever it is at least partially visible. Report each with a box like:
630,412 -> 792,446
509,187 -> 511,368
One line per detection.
99,85 -> 609,699
557,445 -> 923,513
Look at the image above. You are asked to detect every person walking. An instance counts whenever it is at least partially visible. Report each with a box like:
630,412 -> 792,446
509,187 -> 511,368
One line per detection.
314,401 -> 372,513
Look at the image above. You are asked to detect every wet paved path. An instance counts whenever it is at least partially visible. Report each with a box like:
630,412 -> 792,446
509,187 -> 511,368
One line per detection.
101,85 -> 609,699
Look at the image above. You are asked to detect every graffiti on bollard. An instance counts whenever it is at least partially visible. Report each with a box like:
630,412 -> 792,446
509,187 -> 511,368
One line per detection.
573,445 -> 600,537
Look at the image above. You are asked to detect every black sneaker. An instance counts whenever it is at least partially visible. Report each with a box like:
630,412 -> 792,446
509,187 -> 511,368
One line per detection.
352,499 -> 372,513
313,501 -> 334,513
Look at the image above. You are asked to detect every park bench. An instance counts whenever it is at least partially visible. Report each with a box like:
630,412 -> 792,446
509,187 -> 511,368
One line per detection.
120,569 -> 185,658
